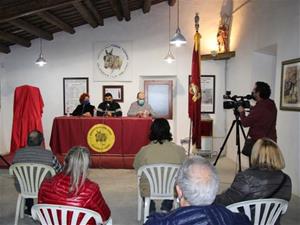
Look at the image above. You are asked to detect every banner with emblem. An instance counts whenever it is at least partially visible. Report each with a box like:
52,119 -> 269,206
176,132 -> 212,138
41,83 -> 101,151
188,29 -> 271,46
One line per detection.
93,41 -> 132,81
188,31 -> 202,149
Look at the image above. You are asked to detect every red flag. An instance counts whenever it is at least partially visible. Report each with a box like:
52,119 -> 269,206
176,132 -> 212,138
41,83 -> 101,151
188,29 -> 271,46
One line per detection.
188,32 -> 202,149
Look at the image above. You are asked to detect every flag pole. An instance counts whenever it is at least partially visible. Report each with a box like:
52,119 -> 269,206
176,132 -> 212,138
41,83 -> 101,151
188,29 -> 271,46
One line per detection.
188,119 -> 192,156
188,13 -> 201,156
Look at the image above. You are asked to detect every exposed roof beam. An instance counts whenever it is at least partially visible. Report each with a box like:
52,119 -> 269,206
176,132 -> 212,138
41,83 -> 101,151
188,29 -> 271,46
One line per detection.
143,0 -> 152,14
109,0 -> 123,21
9,19 -> 53,40
0,30 -> 31,47
84,0 -> 104,26
37,11 -> 75,34
120,0 -> 131,21
73,1 -> 98,28
0,0 -> 82,23
0,43 -> 10,54
168,0 -> 176,6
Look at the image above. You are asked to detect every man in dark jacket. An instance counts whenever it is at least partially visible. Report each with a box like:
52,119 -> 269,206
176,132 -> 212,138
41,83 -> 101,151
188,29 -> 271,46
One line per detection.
238,81 -> 277,163
238,81 -> 277,142
97,93 -> 122,117
144,157 -> 251,225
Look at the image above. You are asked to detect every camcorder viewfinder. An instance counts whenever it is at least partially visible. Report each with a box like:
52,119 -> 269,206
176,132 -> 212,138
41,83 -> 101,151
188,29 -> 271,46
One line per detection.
223,91 -> 253,110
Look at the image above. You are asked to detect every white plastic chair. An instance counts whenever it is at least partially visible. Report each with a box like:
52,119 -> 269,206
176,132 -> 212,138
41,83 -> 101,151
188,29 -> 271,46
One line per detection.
31,204 -> 113,225
9,163 -> 56,225
137,164 -> 180,222
226,198 -> 288,225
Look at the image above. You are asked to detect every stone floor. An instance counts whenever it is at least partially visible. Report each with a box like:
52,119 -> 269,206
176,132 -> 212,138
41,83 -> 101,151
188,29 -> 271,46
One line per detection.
0,157 -> 299,225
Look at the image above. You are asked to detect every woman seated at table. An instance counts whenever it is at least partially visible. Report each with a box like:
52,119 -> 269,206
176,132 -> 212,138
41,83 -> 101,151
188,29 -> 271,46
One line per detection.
38,146 -> 111,225
215,138 -> 291,224
71,93 -> 95,117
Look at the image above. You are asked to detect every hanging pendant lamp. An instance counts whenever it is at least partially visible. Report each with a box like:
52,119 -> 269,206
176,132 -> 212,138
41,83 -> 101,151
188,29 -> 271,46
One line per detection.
164,6 -> 175,63
170,0 -> 187,47
35,39 -> 47,67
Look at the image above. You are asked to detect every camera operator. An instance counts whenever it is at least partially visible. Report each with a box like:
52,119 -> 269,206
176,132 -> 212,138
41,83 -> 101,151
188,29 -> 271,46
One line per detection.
238,82 -> 277,146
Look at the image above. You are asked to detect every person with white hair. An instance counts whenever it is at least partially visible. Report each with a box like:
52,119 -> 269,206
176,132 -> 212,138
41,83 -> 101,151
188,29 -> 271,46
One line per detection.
38,146 -> 111,225
145,156 -> 251,225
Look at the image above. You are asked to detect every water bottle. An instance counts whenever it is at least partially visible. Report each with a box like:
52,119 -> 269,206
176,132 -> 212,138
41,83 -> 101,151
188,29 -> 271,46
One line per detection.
66,107 -> 70,116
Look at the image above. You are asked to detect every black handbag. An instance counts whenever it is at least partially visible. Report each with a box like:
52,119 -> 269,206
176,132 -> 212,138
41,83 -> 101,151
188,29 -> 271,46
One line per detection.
242,138 -> 256,157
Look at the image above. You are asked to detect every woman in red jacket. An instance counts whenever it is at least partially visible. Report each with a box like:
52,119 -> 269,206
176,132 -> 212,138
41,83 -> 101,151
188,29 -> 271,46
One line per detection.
38,146 -> 111,225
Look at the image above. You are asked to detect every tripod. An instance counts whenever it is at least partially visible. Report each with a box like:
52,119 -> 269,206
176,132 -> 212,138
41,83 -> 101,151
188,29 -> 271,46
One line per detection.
213,109 -> 247,172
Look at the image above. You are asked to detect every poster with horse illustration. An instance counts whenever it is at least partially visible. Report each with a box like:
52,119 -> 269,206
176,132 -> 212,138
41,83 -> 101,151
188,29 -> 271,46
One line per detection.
93,42 -> 132,81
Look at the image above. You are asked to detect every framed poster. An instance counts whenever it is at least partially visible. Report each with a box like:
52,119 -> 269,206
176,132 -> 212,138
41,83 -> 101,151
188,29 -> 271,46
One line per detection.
63,77 -> 89,115
102,85 -> 124,102
280,58 -> 300,111
93,42 -> 132,81
189,75 -> 216,113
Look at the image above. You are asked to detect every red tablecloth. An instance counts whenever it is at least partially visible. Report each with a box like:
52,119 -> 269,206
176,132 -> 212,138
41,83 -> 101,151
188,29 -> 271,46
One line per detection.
50,116 -> 152,168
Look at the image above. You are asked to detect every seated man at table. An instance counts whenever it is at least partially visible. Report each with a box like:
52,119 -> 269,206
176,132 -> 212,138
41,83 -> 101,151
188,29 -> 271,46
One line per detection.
127,91 -> 156,118
97,93 -> 122,117
71,93 -> 95,117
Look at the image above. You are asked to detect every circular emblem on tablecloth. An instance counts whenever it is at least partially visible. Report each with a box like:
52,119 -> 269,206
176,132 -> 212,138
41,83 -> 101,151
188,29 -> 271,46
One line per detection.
87,124 -> 115,153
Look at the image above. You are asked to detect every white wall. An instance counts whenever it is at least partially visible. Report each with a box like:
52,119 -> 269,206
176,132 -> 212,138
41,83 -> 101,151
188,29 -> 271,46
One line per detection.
0,1 -> 226,157
226,0 -> 300,196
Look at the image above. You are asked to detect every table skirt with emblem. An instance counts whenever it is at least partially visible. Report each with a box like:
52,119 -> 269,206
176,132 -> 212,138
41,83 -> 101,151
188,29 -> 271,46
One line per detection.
50,116 -> 152,168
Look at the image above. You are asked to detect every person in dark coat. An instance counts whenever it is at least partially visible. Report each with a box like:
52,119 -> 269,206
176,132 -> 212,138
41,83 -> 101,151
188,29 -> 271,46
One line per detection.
97,92 -> 122,117
215,138 -> 292,224
238,81 -> 277,163
145,156 -> 251,225
71,93 -> 95,117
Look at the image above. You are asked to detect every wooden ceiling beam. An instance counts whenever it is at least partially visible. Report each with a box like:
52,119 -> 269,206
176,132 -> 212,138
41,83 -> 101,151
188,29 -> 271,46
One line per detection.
120,0 -> 131,21
0,0 -> 83,23
109,0 -> 123,21
0,43 -> 10,54
168,0 -> 176,6
143,0 -> 152,14
37,11 -> 75,34
10,19 -> 53,40
84,0 -> 104,26
73,1 -> 98,28
0,30 -> 31,47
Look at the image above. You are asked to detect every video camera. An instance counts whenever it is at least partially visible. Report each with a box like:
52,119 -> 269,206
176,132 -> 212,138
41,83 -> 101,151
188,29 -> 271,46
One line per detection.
223,91 -> 253,110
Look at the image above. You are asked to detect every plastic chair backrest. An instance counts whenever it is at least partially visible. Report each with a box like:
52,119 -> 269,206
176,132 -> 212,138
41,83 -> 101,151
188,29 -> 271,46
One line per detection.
9,163 -> 56,198
137,164 -> 180,198
226,198 -> 288,225
32,204 -> 104,225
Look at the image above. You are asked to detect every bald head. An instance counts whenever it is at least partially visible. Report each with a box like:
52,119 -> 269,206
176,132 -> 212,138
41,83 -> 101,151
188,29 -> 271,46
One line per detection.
27,130 -> 44,146
176,156 -> 219,206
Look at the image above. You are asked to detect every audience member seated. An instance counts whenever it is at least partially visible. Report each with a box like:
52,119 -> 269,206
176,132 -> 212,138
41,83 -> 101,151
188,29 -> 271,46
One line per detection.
38,146 -> 111,225
71,93 -> 95,117
145,156 -> 251,225
97,93 -> 122,117
215,138 -> 291,224
127,91 -> 156,118
12,130 -> 62,216
133,118 -> 186,213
